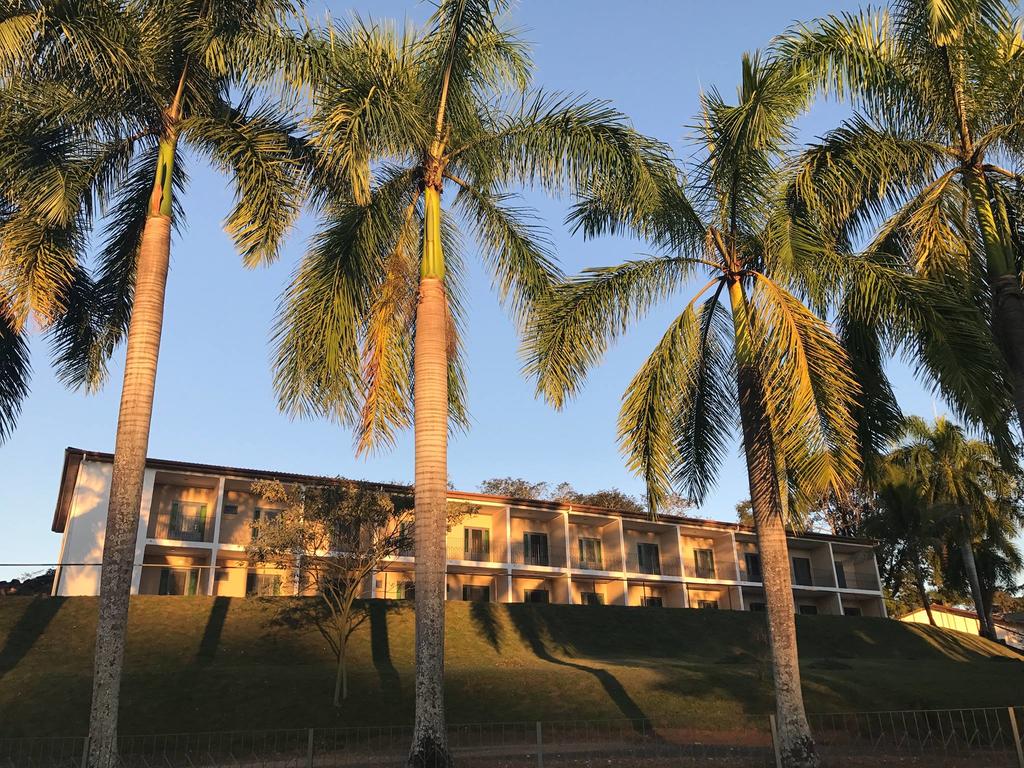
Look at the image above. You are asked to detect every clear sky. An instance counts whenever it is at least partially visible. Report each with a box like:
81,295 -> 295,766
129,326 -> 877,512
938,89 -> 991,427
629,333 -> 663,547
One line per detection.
2,0 -> 948,580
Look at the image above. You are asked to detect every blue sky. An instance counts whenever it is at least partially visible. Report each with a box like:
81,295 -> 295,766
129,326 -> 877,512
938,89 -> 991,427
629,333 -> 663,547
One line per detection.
2,0 -> 948,580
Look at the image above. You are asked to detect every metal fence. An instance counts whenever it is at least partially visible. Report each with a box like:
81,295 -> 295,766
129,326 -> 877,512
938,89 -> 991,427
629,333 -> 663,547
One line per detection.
3,708 -> 1023,768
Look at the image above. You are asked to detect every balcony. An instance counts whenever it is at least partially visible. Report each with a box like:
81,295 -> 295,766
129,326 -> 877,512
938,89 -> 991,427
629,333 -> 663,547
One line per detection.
153,512 -> 207,542
836,570 -> 880,591
683,561 -> 717,579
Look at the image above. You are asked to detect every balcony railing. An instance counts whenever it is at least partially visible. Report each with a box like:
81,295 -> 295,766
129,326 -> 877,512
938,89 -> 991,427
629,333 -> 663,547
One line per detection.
153,513 -> 207,542
683,562 -> 720,579
836,571 -> 880,591
625,553 -> 662,576
792,567 -> 838,588
511,542 -> 564,567
569,550 -> 607,571
446,544 -> 496,563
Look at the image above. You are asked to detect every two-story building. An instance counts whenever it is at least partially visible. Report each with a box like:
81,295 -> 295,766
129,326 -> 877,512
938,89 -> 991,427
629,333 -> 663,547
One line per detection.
50,448 -> 887,617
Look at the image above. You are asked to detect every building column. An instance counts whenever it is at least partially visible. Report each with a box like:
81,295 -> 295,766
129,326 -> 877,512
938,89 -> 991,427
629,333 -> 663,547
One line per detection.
130,469 -> 157,595
675,528 -> 689,607
206,476 -> 226,596
871,551 -> 888,617
505,505 -> 513,603
562,510 -> 573,604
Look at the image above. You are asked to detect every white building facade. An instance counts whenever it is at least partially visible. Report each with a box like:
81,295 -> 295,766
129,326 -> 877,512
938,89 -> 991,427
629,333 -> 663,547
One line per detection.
51,448 -> 887,617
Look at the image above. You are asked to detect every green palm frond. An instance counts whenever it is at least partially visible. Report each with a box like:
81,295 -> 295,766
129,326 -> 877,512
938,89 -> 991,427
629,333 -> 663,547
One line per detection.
525,256 -> 707,410
0,298 -> 31,442
450,180 -> 561,324
747,273 -> 862,498
619,285 -> 735,512
183,103 -> 304,267
272,165 -> 419,425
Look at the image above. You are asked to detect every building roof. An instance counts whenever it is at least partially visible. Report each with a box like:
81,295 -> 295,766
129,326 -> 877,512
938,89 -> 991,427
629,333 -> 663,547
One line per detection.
52,447 -> 876,546
900,604 -> 1024,628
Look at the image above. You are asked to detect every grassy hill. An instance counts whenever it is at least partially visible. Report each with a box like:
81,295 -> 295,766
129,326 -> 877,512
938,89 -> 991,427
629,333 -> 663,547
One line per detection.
0,596 -> 1021,737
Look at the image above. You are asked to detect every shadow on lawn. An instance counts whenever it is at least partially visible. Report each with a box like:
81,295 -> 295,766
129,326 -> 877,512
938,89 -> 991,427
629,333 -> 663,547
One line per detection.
0,597 -> 63,681
196,596 -> 230,664
368,601 -> 401,693
504,605 -> 649,727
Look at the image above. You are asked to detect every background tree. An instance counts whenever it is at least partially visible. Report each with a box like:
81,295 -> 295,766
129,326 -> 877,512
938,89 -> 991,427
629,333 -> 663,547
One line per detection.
860,465 -> 942,625
1,3 -> 310,765
247,479 -> 412,706
889,416 -> 1021,639
478,477 -> 549,499
271,4 -> 669,764
777,0 -> 1024,439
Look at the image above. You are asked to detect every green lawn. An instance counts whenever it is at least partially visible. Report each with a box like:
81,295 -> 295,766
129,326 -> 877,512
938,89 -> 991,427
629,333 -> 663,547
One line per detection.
0,596 -> 1020,737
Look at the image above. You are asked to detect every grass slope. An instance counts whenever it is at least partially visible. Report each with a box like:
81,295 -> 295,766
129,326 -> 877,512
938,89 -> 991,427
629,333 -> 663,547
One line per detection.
0,596 -> 1021,737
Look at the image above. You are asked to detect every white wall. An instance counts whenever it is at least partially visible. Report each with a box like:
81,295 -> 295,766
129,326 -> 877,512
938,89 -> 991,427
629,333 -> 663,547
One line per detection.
54,460 -> 112,596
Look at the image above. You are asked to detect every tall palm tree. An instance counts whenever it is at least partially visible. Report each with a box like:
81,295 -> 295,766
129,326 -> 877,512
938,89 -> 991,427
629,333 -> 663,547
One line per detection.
1,3 -> 310,765
888,416 -> 1017,640
271,4 -> 670,765
525,54 -> 866,768
776,0 -> 1024,436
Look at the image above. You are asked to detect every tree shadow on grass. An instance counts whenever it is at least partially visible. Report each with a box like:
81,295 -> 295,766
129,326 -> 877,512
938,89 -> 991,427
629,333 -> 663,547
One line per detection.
195,596 -> 230,664
469,602 -> 501,652
0,597 -> 63,681
506,605 -> 649,729
368,601 -> 401,693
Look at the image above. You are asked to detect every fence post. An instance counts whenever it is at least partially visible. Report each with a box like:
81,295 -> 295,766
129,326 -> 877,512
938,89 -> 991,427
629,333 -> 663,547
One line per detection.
306,728 -> 314,768
536,721 -> 543,768
1008,708 -> 1024,768
769,715 -> 783,768
80,737 -> 89,768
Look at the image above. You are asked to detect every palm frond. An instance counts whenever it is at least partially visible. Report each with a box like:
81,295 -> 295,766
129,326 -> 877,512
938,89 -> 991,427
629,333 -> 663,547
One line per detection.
0,298 -> 30,443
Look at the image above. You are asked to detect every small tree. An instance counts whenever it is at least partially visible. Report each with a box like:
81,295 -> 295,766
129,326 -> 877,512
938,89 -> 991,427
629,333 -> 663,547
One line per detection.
247,479 -> 412,706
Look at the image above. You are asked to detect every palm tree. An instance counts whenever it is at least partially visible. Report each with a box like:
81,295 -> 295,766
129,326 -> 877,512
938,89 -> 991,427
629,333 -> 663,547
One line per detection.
776,0 -> 1024,436
888,416 -> 1018,640
2,3 -> 310,765
861,465 -> 941,625
524,54 -> 872,768
271,4 -> 670,765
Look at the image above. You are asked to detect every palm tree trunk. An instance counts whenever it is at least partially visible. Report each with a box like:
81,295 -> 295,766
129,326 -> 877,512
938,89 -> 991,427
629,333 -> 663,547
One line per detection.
963,167 -> 1024,433
958,531 -> 995,641
87,137 -> 176,768
408,185 -> 452,768
729,282 -> 817,768
913,557 -> 935,626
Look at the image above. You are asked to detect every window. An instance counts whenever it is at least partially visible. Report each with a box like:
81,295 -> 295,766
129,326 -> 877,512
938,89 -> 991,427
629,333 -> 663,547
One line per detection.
158,567 -> 200,596
246,572 -> 283,597
578,537 -> 603,569
168,501 -> 208,541
222,504 -> 238,515
464,528 -> 490,561
580,591 -> 604,606
744,553 -> 762,582
694,548 -> 716,579
462,585 -> 490,602
843,605 -> 861,617
799,604 -> 818,615
637,543 -> 661,575
697,599 -> 718,610
834,561 -> 847,589
642,596 -> 663,608
524,589 -> 549,604
749,602 -> 766,612
792,557 -> 813,586
398,581 -> 415,600
524,532 -> 549,566
252,507 -> 281,540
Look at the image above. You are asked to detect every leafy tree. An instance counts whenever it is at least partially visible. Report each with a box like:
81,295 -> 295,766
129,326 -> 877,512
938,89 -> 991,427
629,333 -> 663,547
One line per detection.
247,479 -> 412,706
861,464 -> 942,625
527,54 -> 863,767
551,484 -> 645,515
478,477 -> 549,499
270,4 -> 668,764
889,416 -> 1021,639
777,0 -> 1024,439
1,3 -> 310,764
